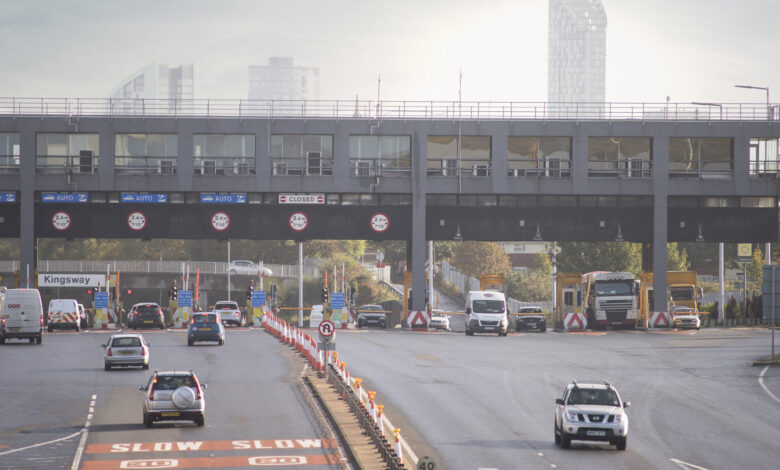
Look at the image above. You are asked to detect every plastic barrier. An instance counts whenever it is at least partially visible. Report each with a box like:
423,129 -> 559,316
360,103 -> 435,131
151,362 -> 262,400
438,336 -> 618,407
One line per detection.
563,312 -> 586,330
649,311 -> 672,328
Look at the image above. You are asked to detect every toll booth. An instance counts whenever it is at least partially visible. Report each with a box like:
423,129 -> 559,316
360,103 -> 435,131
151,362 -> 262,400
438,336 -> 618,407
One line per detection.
554,273 -> 582,331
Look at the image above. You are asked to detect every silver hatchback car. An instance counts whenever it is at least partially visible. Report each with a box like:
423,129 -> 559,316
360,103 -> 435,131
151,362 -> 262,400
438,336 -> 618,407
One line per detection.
139,370 -> 206,427
103,333 -> 150,370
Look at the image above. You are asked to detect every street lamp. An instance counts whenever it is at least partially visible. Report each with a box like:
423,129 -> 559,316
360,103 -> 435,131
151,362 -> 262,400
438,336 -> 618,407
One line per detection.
691,102 -> 723,120
735,85 -> 770,119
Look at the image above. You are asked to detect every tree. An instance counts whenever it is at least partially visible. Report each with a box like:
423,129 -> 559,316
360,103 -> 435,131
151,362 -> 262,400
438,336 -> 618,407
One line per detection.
451,241 -> 511,278
747,247 -> 764,282
666,243 -> 690,271
556,242 -> 641,275
506,253 -> 552,302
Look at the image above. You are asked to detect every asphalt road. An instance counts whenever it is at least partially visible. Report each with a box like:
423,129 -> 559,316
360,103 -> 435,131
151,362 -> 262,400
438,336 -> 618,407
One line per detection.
334,327 -> 780,470
0,326 -> 345,469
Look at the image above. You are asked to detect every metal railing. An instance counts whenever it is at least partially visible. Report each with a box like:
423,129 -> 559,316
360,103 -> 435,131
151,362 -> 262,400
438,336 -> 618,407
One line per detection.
1,97 -> 777,121
10,260 -> 319,278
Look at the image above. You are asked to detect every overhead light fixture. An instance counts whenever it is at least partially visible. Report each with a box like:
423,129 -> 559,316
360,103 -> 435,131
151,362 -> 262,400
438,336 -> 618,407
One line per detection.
615,224 -> 624,242
533,223 -> 543,241
680,221 -> 686,229
439,219 -> 445,226
599,220 -> 606,228
696,223 -> 704,242
519,219 -> 525,227
454,223 -> 463,241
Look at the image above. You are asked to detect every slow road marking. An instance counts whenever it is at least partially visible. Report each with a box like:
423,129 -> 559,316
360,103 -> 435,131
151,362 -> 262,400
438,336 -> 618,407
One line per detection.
82,454 -> 342,469
86,439 -> 336,454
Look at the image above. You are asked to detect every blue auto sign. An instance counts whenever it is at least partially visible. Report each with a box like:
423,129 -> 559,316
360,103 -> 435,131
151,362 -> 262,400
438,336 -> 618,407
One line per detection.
94,292 -> 109,309
252,290 -> 266,306
200,193 -> 247,204
0,192 -> 16,202
330,292 -> 345,309
121,193 -> 168,203
178,290 -> 192,307
41,192 -> 89,203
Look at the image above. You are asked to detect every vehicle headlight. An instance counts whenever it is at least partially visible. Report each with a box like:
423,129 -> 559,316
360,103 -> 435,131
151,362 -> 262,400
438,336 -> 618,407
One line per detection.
565,411 -> 579,422
614,414 -> 625,424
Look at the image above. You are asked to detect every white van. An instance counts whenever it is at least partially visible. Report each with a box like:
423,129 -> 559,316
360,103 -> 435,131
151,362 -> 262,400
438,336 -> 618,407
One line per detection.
464,290 -> 509,336
47,298 -> 82,332
0,288 -> 44,344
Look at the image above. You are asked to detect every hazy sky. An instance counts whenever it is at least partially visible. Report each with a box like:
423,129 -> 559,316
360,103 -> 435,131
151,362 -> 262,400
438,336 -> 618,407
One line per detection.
1,0 -> 778,104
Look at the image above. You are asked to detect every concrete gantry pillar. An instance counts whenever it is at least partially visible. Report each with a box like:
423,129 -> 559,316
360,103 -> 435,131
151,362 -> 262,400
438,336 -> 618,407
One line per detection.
651,132 -> 669,323
410,133 -> 427,316
19,128 -> 36,287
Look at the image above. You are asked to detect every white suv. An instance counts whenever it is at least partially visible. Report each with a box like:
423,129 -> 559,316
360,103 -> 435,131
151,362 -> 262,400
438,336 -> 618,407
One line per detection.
139,370 -> 206,427
554,381 -> 630,450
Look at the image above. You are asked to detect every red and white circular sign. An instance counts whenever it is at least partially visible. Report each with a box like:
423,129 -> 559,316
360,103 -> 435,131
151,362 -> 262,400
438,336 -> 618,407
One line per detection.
318,320 -> 335,338
370,213 -> 390,233
211,212 -> 230,231
316,195 -> 325,204
289,212 -> 309,232
127,211 -> 147,231
52,211 -> 71,231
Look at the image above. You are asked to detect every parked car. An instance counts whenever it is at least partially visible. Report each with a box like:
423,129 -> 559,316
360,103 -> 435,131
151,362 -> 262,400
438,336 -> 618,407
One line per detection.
139,370 -> 206,427
0,288 -> 44,344
554,380 -> 630,450
188,312 -> 225,346
126,303 -> 166,329
47,298 -> 81,332
103,333 -> 150,370
514,306 -> 547,332
228,260 -> 273,276
214,300 -> 245,327
429,309 -> 451,330
356,304 -> 387,328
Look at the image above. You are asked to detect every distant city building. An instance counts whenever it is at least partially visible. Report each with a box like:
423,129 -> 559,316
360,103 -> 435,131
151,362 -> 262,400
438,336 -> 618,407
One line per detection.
108,62 -> 194,114
547,0 -> 607,112
248,57 -> 319,101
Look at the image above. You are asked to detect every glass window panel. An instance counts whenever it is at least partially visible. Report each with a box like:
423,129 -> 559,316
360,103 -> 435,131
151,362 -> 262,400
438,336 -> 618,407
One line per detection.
349,136 -> 360,158
341,194 -> 359,205
478,195 -> 497,206
539,196 -> 558,206
164,135 -> 178,157
758,197 -> 775,208
397,194 -> 412,205
359,194 -> 378,205
380,194 -> 400,205
669,197 -> 698,208
459,195 -> 477,206
427,136 -> 457,158
507,137 -> 538,160
517,196 -> 538,207
540,137 -> 571,160
127,134 -> 147,156
326,194 -> 340,205
282,135 -> 301,158
37,134 -> 66,156
302,135 -> 322,154
462,136 -> 490,160
558,196 -> 577,206
205,135 -> 225,157
271,135 -> 283,157
619,137 -> 651,160
740,197 -> 759,208
598,196 -> 618,206
588,137 -> 616,161
194,135 -> 205,157
669,138 -> 696,162
360,136 -> 379,158
0,133 -> 19,156
578,196 -> 598,207
498,195 -> 518,207
320,136 -> 333,160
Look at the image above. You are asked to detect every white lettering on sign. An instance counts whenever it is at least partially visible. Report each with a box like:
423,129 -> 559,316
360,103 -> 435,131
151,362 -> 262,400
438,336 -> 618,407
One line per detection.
370,213 -> 390,233
211,212 -> 230,231
248,456 -> 308,466
52,211 -> 72,231
288,212 -> 308,232
111,442 -> 203,453
231,439 -> 324,450
119,460 -> 179,469
278,193 -> 325,204
127,211 -> 147,231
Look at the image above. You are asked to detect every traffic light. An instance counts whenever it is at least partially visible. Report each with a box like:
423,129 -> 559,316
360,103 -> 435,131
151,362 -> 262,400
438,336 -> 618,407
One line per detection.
169,285 -> 178,300
86,288 -> 93,296
126,288 -> 133,295
247,283 -> 254,299
321,287 -> 329,303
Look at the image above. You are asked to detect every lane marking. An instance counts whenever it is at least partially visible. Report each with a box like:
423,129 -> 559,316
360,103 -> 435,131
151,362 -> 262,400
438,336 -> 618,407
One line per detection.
0,431 -> 81,456
86,439 -> 337,454
758,365 -> 780,404
670,458 -> 710,469
71,394 -> 96,470
82,453 -> 342,469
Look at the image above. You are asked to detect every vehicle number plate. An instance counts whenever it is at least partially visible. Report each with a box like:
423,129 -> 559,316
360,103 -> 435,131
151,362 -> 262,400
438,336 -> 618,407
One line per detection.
144,320 -> 153,323
484,326 -> 494,330
586,430 -> 606,436
198,327 -> 211,331
528,323 -> 536,328
9,327 -> 20,332
121,351 -> 133,355
161,411 -> 180,417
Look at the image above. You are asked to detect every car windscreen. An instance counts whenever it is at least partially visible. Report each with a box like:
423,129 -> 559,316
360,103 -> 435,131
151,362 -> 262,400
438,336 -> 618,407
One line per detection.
111,337 -> 141,347
216,303 -> 238,310
192,314 -> 217,324
155,375 -> 196,390
472,300 -> 505,313
135,305 -> 160,314
567,388 -> 620,406
519,308 -> 542,313
670,287 -> 694,300
594,281 -> 634,296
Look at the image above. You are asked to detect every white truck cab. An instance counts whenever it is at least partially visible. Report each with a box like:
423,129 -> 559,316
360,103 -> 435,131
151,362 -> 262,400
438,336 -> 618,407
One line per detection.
464,290 -> 509,336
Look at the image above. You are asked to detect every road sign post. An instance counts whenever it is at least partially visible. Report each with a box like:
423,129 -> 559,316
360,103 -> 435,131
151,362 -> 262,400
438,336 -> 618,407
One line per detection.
318,320 -> 336,350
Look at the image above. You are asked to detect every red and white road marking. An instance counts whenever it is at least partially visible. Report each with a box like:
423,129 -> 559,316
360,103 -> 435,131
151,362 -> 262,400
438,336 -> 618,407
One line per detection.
86,439 -> 336,454
82,454 -> 342,469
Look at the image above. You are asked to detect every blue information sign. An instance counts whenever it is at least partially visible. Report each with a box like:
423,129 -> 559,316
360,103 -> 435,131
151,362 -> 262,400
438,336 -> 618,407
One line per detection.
252,290 -> 266,306
121,193 -> 168,203
0,192 -> 16,202
330,292 -> 345,309
41,192 -> 89,203
200,193 -> 247,204
178,290 -> 193,307
94,292 -> 109,309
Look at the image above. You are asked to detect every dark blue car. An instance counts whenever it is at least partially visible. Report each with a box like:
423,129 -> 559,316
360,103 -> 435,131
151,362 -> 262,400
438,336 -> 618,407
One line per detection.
187,313 -> 225,346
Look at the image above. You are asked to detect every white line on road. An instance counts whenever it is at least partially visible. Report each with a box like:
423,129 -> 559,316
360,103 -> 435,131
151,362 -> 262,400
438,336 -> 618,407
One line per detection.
670,458 -> 709,469
70,393 -> 96,470
758,365 -> 780,403
0,431 -> 81,456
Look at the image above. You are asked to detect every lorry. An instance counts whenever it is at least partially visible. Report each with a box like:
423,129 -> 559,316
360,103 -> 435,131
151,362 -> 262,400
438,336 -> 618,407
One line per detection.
479,273 -> 506,292
582,272 -> 639,329
639,271 -> 705,327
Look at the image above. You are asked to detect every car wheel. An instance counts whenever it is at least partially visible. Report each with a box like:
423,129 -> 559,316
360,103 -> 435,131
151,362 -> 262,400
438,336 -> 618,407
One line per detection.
615,436 -> 627,451
47,326 -> 53,333
142,363 -> 149,370
219,337 -> 225,345
143,412 -> 152,428
554,424 -> 561,444
561,434 -> 571,449
229,269 -> 237,275
195,414 -> 204,427
0,335 -> 4,344
104,363 -> 111,371
188,338 -> 194,346
75,324 -> 80,332
36,335 -> 42,344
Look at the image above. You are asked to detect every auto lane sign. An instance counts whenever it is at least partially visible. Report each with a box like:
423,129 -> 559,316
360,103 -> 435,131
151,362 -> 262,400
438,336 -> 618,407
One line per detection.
127,211 -> 147,231
52,211 -> 72,231
200,193 -> 247,204
211,212 -> 230,231
289,212 -> 309,232
0,192 -> 16,202
41,192 -> 89,203
278,193 -> 325,204
121,193 -> 168,203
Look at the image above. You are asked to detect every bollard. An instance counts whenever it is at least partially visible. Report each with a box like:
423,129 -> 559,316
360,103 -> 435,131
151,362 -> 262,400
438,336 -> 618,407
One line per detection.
368,391 -> 376,423
377,404 -> 384,438
393,428 -> 403,465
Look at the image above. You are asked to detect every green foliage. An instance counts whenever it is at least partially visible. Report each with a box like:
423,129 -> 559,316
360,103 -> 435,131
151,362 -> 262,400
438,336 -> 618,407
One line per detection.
725,296 -> 738,320
747,247 -> 764,282
506,253 -> 552,302
451,241 -> 511,278
666,243 -> 690,271
556,242 -> 641,275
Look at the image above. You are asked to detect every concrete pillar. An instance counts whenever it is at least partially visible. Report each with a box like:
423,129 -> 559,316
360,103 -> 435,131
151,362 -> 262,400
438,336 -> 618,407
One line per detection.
651,134 -> 669,320
411,133 -> 427,313
19,128 -> 35,287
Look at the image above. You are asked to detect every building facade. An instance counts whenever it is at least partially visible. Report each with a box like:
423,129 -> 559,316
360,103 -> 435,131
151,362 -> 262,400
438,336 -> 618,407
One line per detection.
548,0 -> 607,109
248,57 -> 319,101
108,62 -> 194,114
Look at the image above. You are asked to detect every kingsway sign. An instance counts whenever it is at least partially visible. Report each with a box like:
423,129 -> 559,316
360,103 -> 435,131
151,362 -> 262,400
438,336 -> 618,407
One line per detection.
38,274 -> 106,287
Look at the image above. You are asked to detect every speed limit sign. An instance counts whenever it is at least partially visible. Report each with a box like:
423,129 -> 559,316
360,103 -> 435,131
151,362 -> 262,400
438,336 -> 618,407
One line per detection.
318,320 -> 335,339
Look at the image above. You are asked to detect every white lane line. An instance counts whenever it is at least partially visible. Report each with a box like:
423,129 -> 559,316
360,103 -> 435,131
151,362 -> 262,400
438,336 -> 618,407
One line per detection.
0,431 -> 81,456
670,458 -> 709,469
70,394 -> 96,470
758,365 -> 780,403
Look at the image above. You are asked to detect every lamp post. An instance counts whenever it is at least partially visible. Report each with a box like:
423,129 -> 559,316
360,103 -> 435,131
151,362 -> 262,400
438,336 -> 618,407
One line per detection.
691,102 -> 723,120
734,85 -> 770,119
